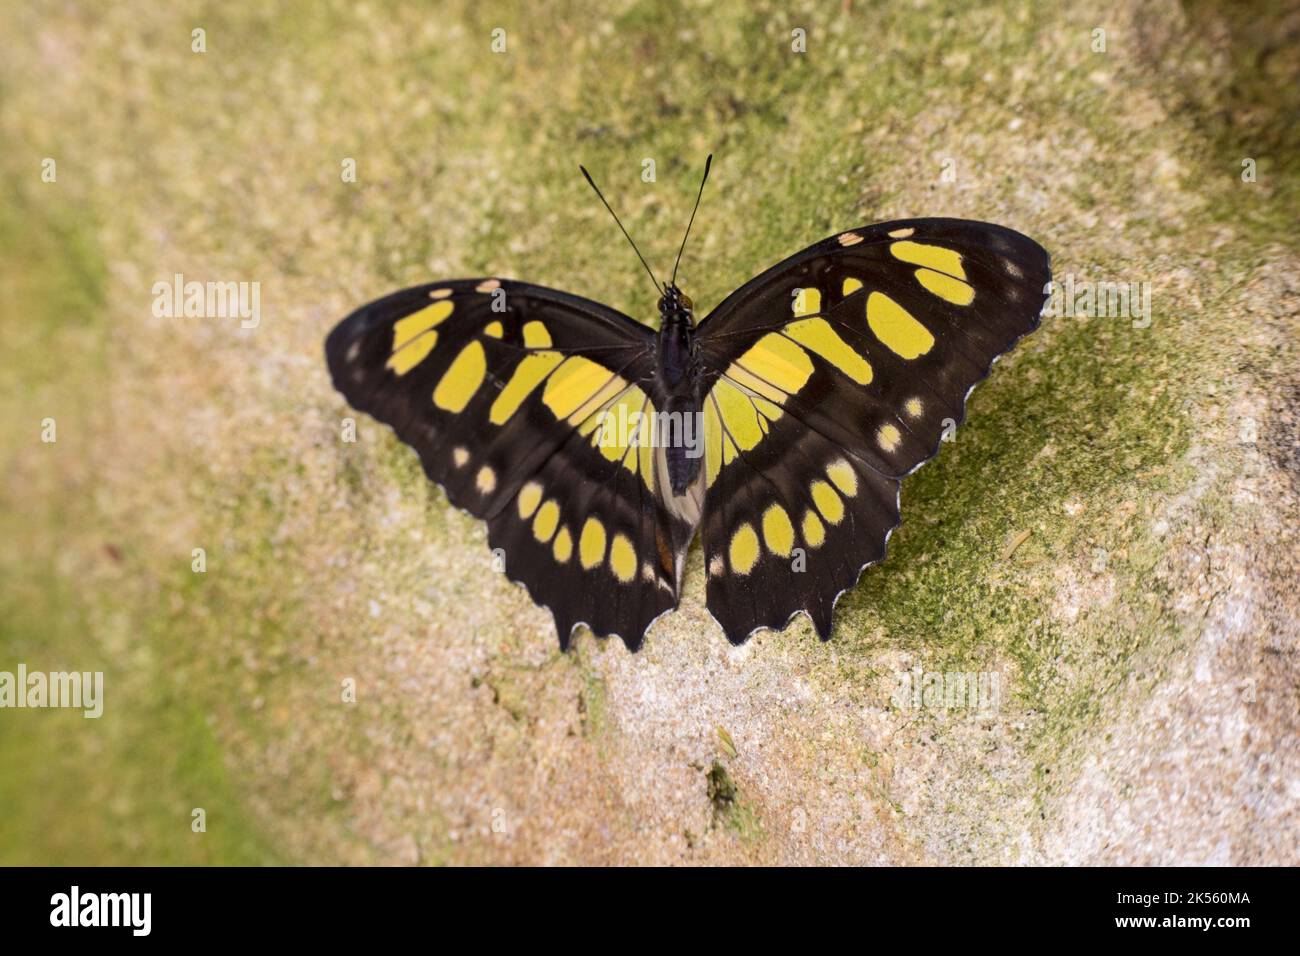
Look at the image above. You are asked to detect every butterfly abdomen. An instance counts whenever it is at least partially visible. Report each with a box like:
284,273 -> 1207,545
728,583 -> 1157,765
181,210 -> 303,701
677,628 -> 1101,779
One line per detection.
654,296 -> 704,497
660,391 -> 703,496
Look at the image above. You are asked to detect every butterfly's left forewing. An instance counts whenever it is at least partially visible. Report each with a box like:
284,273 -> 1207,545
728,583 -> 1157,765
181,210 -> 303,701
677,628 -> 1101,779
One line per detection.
695,218 -> 1051,642
326,279 -> 685,649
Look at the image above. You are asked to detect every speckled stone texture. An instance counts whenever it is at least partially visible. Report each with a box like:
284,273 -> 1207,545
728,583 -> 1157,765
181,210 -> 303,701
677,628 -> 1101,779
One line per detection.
0,0 -> 1296,864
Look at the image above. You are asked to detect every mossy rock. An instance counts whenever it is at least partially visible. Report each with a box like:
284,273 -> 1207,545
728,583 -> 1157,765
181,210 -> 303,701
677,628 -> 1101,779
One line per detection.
1,0 -> 1296,864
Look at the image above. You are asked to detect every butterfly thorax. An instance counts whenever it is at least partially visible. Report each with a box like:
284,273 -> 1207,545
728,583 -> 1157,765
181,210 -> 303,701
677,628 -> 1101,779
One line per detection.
655,284 -> 696,384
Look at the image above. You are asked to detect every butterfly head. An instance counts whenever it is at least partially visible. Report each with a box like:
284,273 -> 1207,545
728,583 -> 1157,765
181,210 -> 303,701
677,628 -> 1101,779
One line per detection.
658,283 -> 695,324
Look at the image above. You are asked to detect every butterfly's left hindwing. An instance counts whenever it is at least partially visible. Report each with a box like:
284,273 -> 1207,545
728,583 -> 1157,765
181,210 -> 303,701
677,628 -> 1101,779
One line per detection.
695,218 -> 1050,643
326,279 -> 686,649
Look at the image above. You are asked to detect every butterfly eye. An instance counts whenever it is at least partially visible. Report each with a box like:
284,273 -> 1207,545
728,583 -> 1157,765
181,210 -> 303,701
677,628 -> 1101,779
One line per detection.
681,294 -> 694,310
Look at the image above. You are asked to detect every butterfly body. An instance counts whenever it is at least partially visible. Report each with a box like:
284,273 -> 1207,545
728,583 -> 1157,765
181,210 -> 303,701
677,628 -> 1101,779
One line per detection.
653,283 -> 705,495
327,212 -> 1050,651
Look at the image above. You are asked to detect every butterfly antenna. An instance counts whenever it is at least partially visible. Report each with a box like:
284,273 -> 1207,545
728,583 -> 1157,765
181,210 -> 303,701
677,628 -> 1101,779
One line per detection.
671,153 -> 712,286
579,164 -> 663,295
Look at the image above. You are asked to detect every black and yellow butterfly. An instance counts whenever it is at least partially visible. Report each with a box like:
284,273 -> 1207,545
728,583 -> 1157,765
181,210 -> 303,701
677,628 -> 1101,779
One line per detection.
326,157 -> 1050,650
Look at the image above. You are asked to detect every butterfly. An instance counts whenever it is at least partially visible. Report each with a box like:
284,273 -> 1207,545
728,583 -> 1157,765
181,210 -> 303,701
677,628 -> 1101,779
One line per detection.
326,156 -> 1051,651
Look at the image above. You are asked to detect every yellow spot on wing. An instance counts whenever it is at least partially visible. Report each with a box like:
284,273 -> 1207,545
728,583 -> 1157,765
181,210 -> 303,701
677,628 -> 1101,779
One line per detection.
429,287 -> 453,299
826,459 -> 858,497
476,279 -> 502,293
890,240 -> 965,279
904,397 -> 924,418
532,500 -> 560,542
432,340 -> 487,411
867,292 -> 935,359
752,393 -> 783,422
522,321 -> 551,348
452,447 -> 469,468
728,524 -> 760,574
842,277 -> 863,296
811,481 -> 844,524
386,330 -> 437,375
544,357 -> 626,422
713,379 -> 766,456
552,526 -> 573,563
704,399 -> 725,486
517,482 -> 543,519
723,362 -> 787,404
490,351 -> 564,425
637,427 -> 656,488
792,287 -> 821,316
579,517 -> 607,569
785,318 -> 873,385
761,505 -> 795,557
593,387 -> 644,459
578,388 -> 656,490
838,232 -> 864,246
915,268 -> 975,305
483,321 -> 504,338
888,227 -> 915,239
393,301 -> 453,350
802,510 -> 826,547
733,332 -> 814,396
877,423 -> 902,452
475,466 -> 496,494
609,534 -> 636,583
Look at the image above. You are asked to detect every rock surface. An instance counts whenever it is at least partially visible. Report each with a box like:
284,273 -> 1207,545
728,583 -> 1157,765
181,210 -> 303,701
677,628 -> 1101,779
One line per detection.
1,0 -> 1296,864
